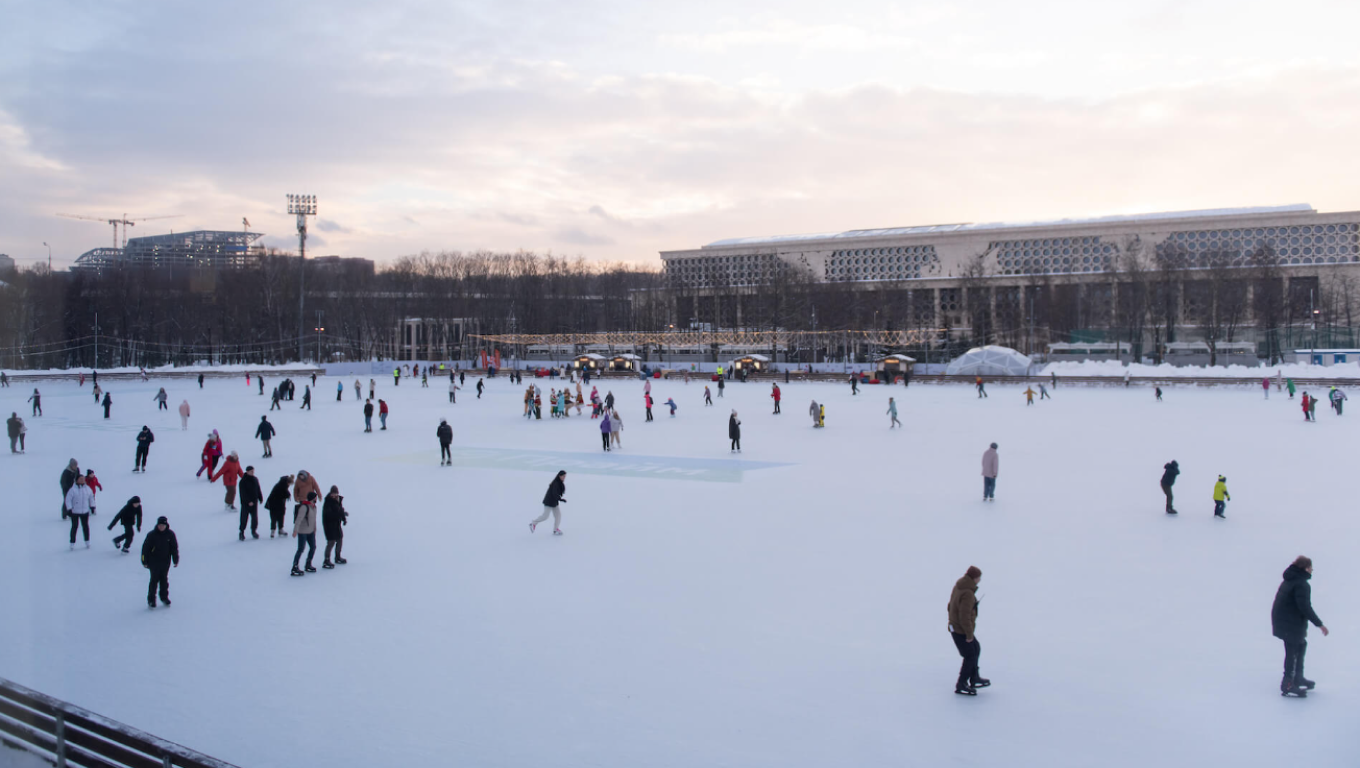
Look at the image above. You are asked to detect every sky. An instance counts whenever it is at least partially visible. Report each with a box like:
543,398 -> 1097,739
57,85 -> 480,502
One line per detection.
3,0 -> 1360,269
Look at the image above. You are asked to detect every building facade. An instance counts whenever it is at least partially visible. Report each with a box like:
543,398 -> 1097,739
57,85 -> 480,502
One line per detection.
660,204 -> 1360,360
73,231 -> 265,272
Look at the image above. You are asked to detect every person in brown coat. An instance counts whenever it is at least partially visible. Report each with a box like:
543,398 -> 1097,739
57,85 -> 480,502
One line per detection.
292,469 -> 321,523
948,565 -> 990,695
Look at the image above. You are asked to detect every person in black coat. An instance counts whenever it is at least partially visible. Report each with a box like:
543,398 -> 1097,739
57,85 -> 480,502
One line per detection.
363,400 -> 374,432
238,466 -> 264,540
60,459 -> 80,519
728,410 -> 741,452
1160,460 -> 1179,514
101,392 -> 112,419
256,415 -> 276,457
1271,556 -> 1329,696
301,385 -> 311,410
529,471 -> 567,534
197,373 -> 204,388
264,475 -> 293,538
141,516 -> 179,608
436,419 -> 453,465
107,496 -> 142,553
321,485 -> 348,567
133,426 -> 154,472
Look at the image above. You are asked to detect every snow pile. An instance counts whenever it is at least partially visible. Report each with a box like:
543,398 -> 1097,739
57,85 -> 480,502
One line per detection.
1041,359 -> 1360,379
945,345 -> 1033,376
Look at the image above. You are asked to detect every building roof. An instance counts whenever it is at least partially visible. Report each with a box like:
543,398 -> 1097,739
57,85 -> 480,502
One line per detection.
702,204 -> 1316,249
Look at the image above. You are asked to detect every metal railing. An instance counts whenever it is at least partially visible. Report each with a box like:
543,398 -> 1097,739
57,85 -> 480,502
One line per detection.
0,677 -> 241,768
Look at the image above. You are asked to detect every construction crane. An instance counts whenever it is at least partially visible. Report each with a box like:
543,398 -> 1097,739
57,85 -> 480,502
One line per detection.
55,212 -> 183,249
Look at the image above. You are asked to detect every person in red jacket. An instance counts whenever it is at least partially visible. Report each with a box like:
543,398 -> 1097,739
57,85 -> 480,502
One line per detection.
771,383 -> 782,414
84,469 -> 103,499
197,431 -> 223,478
1301,392 -> 1312,422
211,451 -> 245,509
378,398 -> 389,430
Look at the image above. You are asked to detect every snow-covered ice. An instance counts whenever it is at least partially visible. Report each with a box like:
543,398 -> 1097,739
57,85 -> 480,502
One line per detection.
2,375 -> 1355,767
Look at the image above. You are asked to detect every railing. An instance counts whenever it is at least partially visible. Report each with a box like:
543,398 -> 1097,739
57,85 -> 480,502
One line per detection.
0,368 -> 323,384
0,677 -> 241,768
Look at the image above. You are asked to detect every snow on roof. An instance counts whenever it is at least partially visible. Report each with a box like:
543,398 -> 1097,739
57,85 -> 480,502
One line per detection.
702,204 -> 1315,249
876,353 -> 917,362
577,353 -> 607,360
732,354 -> 771,361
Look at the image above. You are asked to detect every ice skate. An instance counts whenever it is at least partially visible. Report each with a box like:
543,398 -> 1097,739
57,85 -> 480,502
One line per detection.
1296,676 -> 1316,690
954,684 -> 977,696
69,543 -> 74,551
529,522 -> 537,533
971,678 -> 991,688
148,599 -> 156,608
84,542 -> 90,549
252,531 -> 259,539
291,566 -> 304,576
239,532 -> 245,541
553,529 -> 563,536
305,564 -> 317,572
322,560 -> 334,569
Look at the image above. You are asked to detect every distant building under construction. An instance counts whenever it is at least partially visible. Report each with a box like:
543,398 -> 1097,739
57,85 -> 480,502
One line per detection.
73,230 -> 265,272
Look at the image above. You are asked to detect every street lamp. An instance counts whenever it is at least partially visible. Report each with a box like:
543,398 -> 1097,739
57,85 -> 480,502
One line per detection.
287,194 -> 317,363
314,310 -> 325,364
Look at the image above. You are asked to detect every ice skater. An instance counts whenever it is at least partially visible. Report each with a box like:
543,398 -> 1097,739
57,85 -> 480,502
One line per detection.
134,425 -> 154,472
378,399 -> 389,430
8,412 -> 23,453
265,475 -> 293,538
363,399 -> 374,432
610,409 -> 623,448
771,383 -> 781,414
599,410 -> 612,451
886,397 -> 901,428
850,374 -> 859,395
1155,386 -> 1163,402
529,470 -> 567,535
449,379 -> 460,403
948,565 -> 989,695
300,385 -> 311,410
256,415 -> 276,457
197,431 -> 222,478
101,392 -> 112,419
1023,387 -> 1036,405
65,473 -> 96,549
60,459 -> 80,519
291,491 -> 319,576
1212,475 -> 1230,518
476,379 -> 484,399
1329,387 -> 1346,415
1038,383 -> 1050,400
211,451 -> 245,509
154,387 -> 169,410
437,419 -> 453,465
704,386 -> 713,406
141,516 -> 178,607
322,486 -> 348,567
981,443 -> 998,501
1262,377 -> 1271,399
1271,556 -> 1328,697
729,410 -> 741,452
238,466 -> 263,540
1160,460 -> 1179,514
665,397 -> 677,417
975,377 -> 987,398
108,496 -> 141,553
28,388 -> 41,416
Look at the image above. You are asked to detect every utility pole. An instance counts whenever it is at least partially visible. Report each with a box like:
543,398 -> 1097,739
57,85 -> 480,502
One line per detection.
315,310 -> 325,364
43,242 -> 51,271
287,194 -> 317,363
93,311 -> 98,370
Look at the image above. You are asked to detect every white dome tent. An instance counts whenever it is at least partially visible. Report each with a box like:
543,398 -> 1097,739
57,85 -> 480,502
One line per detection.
945,345 -> 1034,377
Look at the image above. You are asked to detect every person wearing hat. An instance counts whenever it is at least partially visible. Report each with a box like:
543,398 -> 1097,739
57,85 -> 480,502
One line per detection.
141,516 -> 179,607
60,458 -> 80,519
211,451 -> 245,510
1212,475 -> 1230,518
436,419 -> 453,465
265,475 -> 294,538
948,565 -> 990,695
238,466 -> 264,540
292,469 -> 321,522
292,490 -> 319,575
1271,555 -> 1329,697
981,443 -> 999,501
108,496 -> 142,553
321,485 -> 348,568
134,425 -> 155,472
1160,460 -> 1179,514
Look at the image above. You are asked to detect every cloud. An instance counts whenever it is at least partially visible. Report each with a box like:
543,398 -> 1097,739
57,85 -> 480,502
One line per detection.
552,227 -> 615,247
316,219 -> 352,234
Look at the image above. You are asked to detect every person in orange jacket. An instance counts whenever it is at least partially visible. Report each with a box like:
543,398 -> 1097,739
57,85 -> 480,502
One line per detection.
211,451 -> 245,509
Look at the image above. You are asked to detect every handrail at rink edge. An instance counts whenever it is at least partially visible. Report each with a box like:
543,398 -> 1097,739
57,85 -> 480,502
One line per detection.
0,676 -> 242,768
0,368 -> 324,382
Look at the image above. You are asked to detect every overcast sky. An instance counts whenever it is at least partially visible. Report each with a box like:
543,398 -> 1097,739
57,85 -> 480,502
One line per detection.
4,0 -> 1360,268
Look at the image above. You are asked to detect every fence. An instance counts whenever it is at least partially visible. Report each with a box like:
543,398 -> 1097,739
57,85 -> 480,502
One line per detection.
0,677 -> 240,768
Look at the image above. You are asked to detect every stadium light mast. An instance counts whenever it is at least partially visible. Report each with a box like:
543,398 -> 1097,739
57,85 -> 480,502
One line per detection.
287,194 -> 317,363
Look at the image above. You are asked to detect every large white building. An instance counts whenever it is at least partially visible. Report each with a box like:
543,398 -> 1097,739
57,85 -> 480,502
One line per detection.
659,204 -> 1360,359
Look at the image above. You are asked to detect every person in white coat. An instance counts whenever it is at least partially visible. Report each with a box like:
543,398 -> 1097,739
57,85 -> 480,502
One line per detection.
178,400 -> 190,430
981,443 -> 999,501
65,474 -> 97,549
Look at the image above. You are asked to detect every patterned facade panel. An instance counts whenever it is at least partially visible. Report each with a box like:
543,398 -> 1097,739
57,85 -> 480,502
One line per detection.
993,236 -> 1116,276
823,245 -> 941,282
665,253 -> 783,288
1160,223 -> 1360,267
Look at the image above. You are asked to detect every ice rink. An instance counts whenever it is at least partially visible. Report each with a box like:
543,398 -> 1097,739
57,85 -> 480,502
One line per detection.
2,373 -> 1355,767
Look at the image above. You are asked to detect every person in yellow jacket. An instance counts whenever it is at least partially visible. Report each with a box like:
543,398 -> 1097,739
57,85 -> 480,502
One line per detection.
1023,387 -> 1036,405
1213,475 -> 1230,519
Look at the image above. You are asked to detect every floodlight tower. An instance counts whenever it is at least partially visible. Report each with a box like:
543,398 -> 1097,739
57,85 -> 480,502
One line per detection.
287,194 -> 317,362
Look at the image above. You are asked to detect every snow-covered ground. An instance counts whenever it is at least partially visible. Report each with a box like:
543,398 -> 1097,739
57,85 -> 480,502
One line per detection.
2,375 -> 1355,767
